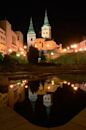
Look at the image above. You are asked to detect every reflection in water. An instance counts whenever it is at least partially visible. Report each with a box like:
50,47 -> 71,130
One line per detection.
0,75 -> 86,127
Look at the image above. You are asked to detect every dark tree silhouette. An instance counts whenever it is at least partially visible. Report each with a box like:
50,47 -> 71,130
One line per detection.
27,45 -> 39,64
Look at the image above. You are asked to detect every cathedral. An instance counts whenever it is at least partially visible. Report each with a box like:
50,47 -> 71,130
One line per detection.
27,10 -> 62,59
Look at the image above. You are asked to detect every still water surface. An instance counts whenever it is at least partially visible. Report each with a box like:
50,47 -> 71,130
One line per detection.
0,74 -> 86,127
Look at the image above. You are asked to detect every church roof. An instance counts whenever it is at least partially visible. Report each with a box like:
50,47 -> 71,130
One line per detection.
43,10 -> 50,26
28,18 -> 35,32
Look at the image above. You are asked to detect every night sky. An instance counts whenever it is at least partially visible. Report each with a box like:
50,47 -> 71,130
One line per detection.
0,1 -> 86,47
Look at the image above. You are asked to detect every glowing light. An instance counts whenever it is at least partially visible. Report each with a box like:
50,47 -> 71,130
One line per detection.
51,80 -> 54,85
79,48 -> 83,51
71,84 -> 74,87
22,80 -> 27,83
35,44 -> 37,48
20,51 -> 24,55
75,49 -> 78,52
24,45 -> 27,49
67,82 -> 70,85
67,47 -> 70,50
16,53 -> 20,57
25,85 -> 28,88
51,52 -> 54,55
17,82 -> 21,85
71,44 -> 77,48
63,81 -> 67,84
47,44 -> 49,47
9,84 -> 14,88
48,86 -> 50,90
63,49 -> 67,52
8,49 -> 12,53
73,86 -> 78,91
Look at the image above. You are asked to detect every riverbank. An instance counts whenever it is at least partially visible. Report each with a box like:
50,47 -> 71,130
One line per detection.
0,64 -> 86,81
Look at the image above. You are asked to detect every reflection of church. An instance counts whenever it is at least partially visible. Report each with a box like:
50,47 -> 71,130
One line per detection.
27,10 -> 62,59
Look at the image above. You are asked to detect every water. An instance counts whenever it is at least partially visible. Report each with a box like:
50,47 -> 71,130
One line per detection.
0,74 -> 86,127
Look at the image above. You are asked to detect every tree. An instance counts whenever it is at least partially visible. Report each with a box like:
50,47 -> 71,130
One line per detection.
27,45 -> 39,64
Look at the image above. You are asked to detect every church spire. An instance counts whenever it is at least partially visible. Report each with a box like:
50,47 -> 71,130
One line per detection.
28,17 -> 34,32
44,10 -> 50,26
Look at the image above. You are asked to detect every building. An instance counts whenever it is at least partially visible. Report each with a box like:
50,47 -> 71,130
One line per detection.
0,20 -> 25,54
27,10 -> 62,59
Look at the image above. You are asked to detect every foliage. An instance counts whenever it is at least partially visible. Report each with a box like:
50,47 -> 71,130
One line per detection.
40,51 -> 46,62
0,53 -> 4,63
27,45 -> 39,64
56,52 -> 86,65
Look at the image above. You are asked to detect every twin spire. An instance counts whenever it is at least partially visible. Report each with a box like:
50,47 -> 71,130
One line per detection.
28,17 -> 34,32
44,10 -> 50,26
28,10 -> 49,32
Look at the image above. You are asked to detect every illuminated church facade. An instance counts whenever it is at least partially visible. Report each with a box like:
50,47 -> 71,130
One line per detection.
27,11 -> 62,59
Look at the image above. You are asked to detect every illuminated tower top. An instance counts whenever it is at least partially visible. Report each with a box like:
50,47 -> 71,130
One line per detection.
41,10 -> 51,39
27,17 -> 36,48
28,17 -> 35,32
43,10 -> 50,26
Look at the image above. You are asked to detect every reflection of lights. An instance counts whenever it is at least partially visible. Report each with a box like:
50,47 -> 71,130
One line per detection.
71,84 -> 74,87
63,81 -> 67,84
67,47 -> 70,50
9,84 -> 14,88
73,86 -> 78,91
67,82 -> 70,85
48,86 -> 50,90
17,82 -> 21,85
22,80 -> 27,83
25,85 -> 28,88
51,80 -> 54,85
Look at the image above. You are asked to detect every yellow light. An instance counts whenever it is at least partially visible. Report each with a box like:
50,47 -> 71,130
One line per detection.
75,49 -> 78,52
73,86 -> 78,91
8,49 -> 12,53
48,86 -> 50,90
67,82 -> 70,85
63,81 -> 67,84
16,53 -> 20,57
51,52 -> 54,55
71,84 -> 74,87
67,47 -> 70,50
9,84 -> 14,88
71,44 -> 77,48
22,80 -> 27,83
25,85 -> 28,88
47,44 -> 49,47
20,51 -> 24,55
79,48 -> 83,51
63,49 -> 67,52
24,45 -> 27,49
51,80 -> 54,85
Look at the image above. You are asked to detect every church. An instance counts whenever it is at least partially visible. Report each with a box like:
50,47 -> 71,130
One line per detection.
27,10 -> 62,59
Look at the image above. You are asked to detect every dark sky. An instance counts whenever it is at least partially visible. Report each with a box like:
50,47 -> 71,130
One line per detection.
0,1 -> 86,47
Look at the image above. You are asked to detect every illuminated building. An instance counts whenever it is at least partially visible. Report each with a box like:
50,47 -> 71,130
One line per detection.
27,10 -> 62,58
0,20 -> 25,54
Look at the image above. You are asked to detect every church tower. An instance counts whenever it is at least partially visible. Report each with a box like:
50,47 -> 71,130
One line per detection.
41,10 -> 51,39
27,18 -> 36,49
